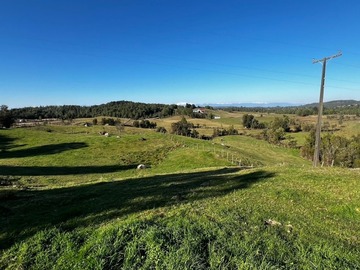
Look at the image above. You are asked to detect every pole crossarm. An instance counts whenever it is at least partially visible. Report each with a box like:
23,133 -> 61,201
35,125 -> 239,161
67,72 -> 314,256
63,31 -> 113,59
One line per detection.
312,51 -> 342,64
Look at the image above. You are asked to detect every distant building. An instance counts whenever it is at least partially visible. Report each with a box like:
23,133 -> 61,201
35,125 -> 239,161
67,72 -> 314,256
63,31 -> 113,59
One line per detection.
192,108 -> 206,114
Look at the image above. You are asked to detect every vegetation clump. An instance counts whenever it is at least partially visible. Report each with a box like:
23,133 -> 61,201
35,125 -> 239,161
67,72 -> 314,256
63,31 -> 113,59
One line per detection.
133,120 -> 157,129
242,114 -> 265,129
212,126 -> 238,137
0,105 -> 14,128
171,117 -> 199,138
302,131 -> 360,167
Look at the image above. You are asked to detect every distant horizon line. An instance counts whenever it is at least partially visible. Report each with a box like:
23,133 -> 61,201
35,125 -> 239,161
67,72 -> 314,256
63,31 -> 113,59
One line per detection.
7,99 -> 360,110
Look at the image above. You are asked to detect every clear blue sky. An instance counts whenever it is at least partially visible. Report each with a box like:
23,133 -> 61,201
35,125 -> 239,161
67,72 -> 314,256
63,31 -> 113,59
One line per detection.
1,0 -> 360,108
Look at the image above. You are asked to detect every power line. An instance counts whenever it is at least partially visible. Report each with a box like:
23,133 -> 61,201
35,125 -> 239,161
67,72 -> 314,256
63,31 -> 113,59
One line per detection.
2,34 -> 360,85
1,37 -> 359,91
333,62 -> 360,69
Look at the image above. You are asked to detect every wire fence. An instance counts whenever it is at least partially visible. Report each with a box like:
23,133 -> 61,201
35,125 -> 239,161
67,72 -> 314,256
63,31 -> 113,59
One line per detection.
168,134 -> 256,168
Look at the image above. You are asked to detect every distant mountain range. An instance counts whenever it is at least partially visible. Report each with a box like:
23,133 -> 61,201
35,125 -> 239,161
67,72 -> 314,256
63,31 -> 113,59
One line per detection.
201,100 -> 360,108
201,102 -> 302,108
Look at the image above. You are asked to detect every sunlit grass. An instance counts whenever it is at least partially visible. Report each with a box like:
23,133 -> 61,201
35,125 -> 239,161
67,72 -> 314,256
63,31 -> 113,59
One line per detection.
1,124 -> 360,269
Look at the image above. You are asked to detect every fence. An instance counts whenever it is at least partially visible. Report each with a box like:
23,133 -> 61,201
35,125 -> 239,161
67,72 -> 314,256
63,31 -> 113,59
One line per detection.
167,134 -> 255,168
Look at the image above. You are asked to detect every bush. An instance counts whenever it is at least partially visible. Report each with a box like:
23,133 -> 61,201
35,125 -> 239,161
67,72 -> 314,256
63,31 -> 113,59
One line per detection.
242,114 -> 265,129
133,120 -> 157,129
156,127 -> 167,133
101,118 -> 118,126
271,116 -> 290,132
212,126 -> 238,137
301,123 -> 314,132
264,128 -> 286,145
301,132 -> 360,168
242,114 -> 254,128
171,117 -> 198,138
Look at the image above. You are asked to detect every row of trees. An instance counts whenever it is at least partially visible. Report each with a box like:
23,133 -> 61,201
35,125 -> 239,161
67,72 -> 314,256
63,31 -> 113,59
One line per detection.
10,101 -> 180,120
225,106 -> 318,115
243,114 -> 315,133
9,101 -> 218,121
9,101 -> 360,122
8,99 -> 360,121
225,104 -> 360,116
242,114 -> 300,131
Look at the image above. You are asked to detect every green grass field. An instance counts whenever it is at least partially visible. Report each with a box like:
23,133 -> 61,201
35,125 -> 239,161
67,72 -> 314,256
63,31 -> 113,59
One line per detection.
1,124 -> 360,269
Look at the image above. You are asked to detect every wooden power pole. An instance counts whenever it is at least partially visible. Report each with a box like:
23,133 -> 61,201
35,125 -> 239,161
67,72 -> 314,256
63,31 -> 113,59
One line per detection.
312,51 -> 342,167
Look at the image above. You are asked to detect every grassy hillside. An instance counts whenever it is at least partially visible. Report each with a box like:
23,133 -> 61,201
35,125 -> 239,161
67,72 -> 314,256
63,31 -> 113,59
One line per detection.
1,126 -> 360,269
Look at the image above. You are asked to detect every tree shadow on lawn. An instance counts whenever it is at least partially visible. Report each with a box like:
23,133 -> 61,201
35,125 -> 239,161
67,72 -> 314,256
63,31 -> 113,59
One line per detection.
0,134 -> 18,152
0,142 -> 88,159
0,167 -> 275,250
0,164 -> 136,176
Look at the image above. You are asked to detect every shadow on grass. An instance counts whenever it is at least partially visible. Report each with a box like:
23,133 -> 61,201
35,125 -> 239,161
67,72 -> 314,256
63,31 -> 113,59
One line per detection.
0,142 -> 88,159
0,167 -> 275,250
0,164 -> 136,176
0,134 -> 18,152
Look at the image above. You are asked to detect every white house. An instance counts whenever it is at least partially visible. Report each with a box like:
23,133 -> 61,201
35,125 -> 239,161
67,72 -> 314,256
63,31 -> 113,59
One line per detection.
192,108 -> 206,114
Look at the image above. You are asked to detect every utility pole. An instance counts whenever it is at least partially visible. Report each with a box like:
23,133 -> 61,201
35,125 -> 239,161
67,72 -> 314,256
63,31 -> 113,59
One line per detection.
312,51 -> 342,167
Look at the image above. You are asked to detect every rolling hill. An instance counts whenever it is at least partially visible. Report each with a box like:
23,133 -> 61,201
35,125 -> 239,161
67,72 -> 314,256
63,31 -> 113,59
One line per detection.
0,124 -> 359,269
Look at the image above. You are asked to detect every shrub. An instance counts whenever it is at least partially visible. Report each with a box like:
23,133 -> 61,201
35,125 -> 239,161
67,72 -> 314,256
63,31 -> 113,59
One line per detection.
156,127 -> 167,133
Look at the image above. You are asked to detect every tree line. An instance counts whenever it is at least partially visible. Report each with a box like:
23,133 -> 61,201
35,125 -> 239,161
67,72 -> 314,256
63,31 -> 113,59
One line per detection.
9,101 -> 180,120
9,101 -> 217,121
9,101 -> 360,122
223,104 -> 360,116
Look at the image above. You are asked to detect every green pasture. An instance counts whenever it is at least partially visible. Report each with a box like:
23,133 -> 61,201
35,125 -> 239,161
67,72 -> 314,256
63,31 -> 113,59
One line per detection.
1,125 -> 360,269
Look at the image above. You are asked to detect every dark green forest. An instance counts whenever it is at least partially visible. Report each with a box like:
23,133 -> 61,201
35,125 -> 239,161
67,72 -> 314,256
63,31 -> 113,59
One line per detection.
10,101 -> 180,120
